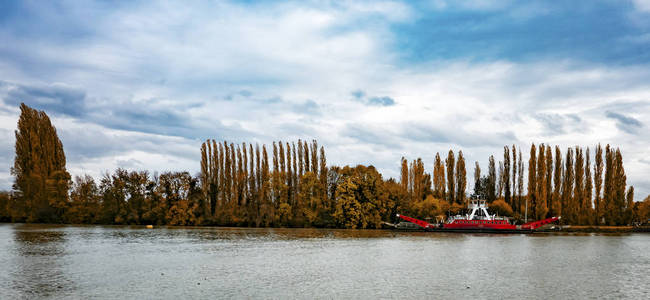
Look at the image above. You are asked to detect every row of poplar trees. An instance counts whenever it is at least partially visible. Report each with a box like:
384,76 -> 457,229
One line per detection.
198,139 -> 397,228
1,103 -> 645,227
399,144 -> 636,226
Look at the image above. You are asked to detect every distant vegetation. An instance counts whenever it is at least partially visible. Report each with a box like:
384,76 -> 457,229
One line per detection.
1,103 -> 649,227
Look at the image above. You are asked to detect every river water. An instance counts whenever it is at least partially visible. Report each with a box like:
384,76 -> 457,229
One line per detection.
0,224 -> 648,299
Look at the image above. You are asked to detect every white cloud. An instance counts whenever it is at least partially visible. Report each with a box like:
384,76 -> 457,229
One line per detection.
0,1 -> 649,199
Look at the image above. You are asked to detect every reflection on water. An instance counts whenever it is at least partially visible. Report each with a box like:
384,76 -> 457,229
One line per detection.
0,224 -> 648,299
7,225 -> 75,298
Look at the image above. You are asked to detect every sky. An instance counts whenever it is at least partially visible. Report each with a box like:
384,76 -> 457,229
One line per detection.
1,0 -> 649,199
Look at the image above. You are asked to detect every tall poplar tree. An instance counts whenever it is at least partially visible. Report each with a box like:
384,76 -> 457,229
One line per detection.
433,153 -> 445,199
511,145 -> 517,208
488,155 -> 496,202
473,161 -> 481,197
552,146 -> 562,217
573,147 -> 585,224
446,150 -> 455,204
517,149 -> 524,214
503,146 -> 511,206
593,144 -> 604,224
545,145 -> 553,217
584,148 -> 593,224
12,103 -> 71,223
456,151 -> 466,205
535,144 -> 548,220
562,147 -> 574,223
527,144 -> 537,221
603,145 -> 613,224
400,157 -> 409,193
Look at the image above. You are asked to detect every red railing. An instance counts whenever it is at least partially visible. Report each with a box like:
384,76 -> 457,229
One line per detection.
396,214 -> 434,229
522,216 -> 560,230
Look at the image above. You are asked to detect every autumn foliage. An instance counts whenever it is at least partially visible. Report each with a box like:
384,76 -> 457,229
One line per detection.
0,104 -> 646,227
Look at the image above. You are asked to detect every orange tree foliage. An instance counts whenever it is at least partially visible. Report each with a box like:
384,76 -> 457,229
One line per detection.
3,104 -> 639,227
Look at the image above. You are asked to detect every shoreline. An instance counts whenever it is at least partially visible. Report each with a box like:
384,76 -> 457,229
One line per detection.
2,221 -> 649,233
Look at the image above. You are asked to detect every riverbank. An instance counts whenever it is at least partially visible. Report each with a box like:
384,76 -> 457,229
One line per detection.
538,225 -> 650,233
4,221 -> 650,233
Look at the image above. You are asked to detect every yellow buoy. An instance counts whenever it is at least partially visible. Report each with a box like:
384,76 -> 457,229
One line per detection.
146,225 -> 154,229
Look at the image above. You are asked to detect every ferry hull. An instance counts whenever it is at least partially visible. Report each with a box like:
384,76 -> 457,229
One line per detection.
423,227 -> 532,234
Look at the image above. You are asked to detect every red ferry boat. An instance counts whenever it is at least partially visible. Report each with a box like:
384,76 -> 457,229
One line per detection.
397,199 -> 559,233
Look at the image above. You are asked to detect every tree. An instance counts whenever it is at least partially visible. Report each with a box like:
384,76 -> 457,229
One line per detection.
503,146 -> 511,206
400,157 -> 409,193
535,144 -> 548,220
12,103 -> 71,223
545,145 -> 553,218
511,145 -> 517,210
433,153 -> 445,199
319,146 -> 328,208
594,144 -> 603,224
487,155 -> 496,202
562,147 -> 574,224
527,144 -> 537,221
584,148 -> 593,225
473,161 -> 481,197
455,151 -> 466,205
65,175 -> 100,224
573,147 -> 584,224
446,150 -> 455,204
517,149 -> 524,214
552,146 -> 562,218
603,145 -> 614,225
497,161 -> 504,199
625,186 -> 634,225
491,199 -> 514,217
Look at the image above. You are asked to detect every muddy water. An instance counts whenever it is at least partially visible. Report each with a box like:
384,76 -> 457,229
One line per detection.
0,224 -> 648,299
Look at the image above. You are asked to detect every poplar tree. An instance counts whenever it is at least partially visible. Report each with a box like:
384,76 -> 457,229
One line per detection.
474,161 -> 481,197
456,151 -> 466,205
527,144 -> 537,220
562,147 -> 574,223
303,141 -> 310,174
400,157 -> 409,193
224,142 -> 232,205
319,146 -> 327,207
311,140 -> 318,174
503,146 -> 511,206
488,155 -> 496,202
291,143 -> 298,207
511,145 -> 517,208
573,146 -> 584,224
613,149 -> 627,225
545,145 -> 553,217
497,161 -> 504,199
446,150 -> 455,204
594,144 -> 604,224
584,148 -> 593,225
249,143 -> 257,220
298,140 -> 304,177
535,144 -> 548,220
552,146 -> 562,218
285,142 -> 292,206
433,153 -> 445,199
12,103 -> 71,222
603,145 -> 613,224
261,145 -> 272,226
517,150 -> 524,214
625,186 -> 634,224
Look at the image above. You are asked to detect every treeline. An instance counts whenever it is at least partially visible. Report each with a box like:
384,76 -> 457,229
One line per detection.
199,139 -> 403,228
1,103 -> 649,227
401,145 -> 639,226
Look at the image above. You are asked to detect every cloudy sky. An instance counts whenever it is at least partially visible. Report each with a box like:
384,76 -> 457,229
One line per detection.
1,0 -> 649,199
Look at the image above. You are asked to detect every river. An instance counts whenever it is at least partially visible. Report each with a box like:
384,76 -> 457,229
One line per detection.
0,224 -> 648,299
